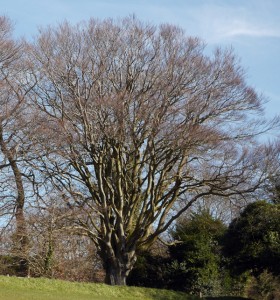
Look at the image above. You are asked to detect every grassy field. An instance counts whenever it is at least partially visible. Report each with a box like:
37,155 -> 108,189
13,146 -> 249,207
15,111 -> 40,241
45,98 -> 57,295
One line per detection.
0,276 -> 199,300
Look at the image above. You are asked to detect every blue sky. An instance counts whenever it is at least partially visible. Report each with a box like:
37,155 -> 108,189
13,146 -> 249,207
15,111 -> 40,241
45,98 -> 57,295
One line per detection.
2,0 -> 280,121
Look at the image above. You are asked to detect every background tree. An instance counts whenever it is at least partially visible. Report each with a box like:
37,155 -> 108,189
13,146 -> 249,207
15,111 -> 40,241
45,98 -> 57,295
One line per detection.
27,17 -> 277,285
223,201 -> 280,276
27,199 -> 102,281
0,16 -> 33,260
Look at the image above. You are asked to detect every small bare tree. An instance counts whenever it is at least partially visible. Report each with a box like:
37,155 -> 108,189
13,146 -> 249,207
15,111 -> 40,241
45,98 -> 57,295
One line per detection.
26,193 -> 101,281
28,17 -> 278,285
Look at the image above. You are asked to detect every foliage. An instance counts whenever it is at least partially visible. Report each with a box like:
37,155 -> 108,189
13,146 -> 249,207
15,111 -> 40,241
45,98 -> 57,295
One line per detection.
127,251 -> 169,289
218,271 -> 252,298
0,275 -> 198,300
245,271 -> 280,300
0,255 -> 28,277
128,211 -> 254,297
168,211 -> 227,296
223,201 -> 280,276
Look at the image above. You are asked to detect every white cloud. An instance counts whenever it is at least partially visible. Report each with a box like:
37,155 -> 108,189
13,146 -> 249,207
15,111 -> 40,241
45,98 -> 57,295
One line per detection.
218,20 -> 280,39
179,2 -> 280,43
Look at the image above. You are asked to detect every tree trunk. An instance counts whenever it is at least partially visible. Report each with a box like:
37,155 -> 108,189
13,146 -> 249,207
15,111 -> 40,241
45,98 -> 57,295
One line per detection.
99,243 -> 136,286
105,263 -> 127,286
0,124 -> 28,253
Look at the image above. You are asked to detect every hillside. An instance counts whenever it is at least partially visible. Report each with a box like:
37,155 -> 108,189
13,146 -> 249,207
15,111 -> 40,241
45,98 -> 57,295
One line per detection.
0,276 -> 198,300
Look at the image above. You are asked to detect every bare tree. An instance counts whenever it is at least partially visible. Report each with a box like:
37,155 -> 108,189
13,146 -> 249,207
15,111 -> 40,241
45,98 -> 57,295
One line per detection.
26,193 -> 101,281
0,16 -> 32,256
27,17 -> 278,285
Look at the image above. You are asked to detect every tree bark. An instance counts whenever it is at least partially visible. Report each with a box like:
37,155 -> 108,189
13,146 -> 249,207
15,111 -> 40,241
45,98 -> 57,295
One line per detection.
105,263 -> 127,286
99,243 -> 136,286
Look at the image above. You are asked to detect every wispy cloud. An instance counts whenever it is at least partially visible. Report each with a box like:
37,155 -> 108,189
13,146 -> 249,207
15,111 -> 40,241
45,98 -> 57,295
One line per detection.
218,20 -> 280,39
180,2 -> 280,43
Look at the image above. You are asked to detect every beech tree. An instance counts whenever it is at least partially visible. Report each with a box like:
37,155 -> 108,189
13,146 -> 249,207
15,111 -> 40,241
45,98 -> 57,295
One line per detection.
27,17 -> 277,285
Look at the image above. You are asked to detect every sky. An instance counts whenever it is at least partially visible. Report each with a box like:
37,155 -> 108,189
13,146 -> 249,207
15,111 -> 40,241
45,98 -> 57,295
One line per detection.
2,0 -> 280,125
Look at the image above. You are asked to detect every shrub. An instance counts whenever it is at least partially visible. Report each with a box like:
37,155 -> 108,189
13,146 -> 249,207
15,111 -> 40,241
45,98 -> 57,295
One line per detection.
245,271 -> 280,300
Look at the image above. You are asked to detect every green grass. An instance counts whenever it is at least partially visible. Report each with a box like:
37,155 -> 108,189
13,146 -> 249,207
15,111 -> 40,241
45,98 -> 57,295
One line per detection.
0,276 -> 199,300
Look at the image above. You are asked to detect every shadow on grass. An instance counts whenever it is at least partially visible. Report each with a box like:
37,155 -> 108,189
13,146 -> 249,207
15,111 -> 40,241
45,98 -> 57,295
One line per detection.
150,296 -> 199,300
141,290 -> 199,300
206,297 -> 253,300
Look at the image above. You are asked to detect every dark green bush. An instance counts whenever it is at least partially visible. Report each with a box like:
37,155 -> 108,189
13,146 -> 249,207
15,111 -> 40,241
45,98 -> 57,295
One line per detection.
0,255 -> 28,276
127,251 -> 169,289
223,201 -> 280,276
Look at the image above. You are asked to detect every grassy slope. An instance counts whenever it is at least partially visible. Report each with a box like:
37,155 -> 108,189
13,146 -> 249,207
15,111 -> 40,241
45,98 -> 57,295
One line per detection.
0,276 -> 199,300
